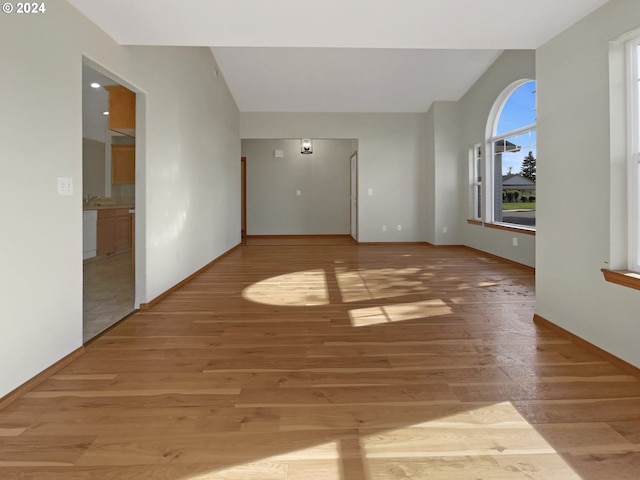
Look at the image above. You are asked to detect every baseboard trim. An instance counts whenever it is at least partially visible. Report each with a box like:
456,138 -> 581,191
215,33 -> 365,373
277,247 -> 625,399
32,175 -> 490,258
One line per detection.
140,243 -> 241,310
423,242 -> 464,248
246,234 -> 351,239
358,242 -> 431,246
0,346 -> 85,411
533,314 -> 640,379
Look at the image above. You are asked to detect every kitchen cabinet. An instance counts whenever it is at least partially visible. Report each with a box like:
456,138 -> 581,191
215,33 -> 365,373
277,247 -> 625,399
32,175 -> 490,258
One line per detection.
111,144 -> 135,184
104,85 -> 135,137
97,208 -> 132,256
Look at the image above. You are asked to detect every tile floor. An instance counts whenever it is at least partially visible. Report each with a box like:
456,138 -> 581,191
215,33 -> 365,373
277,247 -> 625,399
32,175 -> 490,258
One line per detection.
83,250 -> 135,342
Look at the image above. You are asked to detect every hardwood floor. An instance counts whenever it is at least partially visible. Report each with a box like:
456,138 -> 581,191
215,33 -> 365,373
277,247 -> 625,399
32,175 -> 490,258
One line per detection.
2,243 -> 640,479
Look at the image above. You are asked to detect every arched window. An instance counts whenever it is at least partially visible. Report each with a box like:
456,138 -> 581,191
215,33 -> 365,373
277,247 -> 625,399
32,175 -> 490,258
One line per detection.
487,80 -> 537,228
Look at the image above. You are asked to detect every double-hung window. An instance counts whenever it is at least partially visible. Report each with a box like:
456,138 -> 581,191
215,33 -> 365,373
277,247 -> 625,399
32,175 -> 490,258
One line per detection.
628,38 -> 640,272
470,144 -> 482,221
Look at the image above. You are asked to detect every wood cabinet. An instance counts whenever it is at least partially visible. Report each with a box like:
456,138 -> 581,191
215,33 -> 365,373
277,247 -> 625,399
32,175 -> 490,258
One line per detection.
104,85 -> 135,137
111,144 -> 135,184
97,208 -> 132,256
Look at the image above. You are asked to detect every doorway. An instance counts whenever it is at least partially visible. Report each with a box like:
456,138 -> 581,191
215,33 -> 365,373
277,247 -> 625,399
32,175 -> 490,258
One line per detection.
81,61 -> 137,342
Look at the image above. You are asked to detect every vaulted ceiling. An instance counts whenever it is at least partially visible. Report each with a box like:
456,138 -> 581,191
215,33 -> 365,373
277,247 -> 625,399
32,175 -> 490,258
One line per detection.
68,0 -> 610,112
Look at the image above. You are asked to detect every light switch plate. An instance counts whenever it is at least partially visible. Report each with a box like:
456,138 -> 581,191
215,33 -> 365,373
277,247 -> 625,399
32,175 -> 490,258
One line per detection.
57,177 -> 73,196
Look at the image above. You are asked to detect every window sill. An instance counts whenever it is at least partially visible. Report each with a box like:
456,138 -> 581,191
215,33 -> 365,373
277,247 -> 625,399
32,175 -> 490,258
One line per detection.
484,222 -> 536,236
602,269 -> 640,291
467,219 -> 483,226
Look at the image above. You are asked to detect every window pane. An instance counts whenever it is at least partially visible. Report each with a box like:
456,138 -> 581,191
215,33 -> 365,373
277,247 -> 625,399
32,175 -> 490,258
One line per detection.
636,159 -> 640,269
471,144 -> 482,220
496,81 -> 537,135
637,78 -> 640,150
494,129 -> 536,227
631,43 -> 640,271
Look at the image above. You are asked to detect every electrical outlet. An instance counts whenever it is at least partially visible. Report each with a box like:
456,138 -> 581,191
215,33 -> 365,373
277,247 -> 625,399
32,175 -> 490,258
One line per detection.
296,190 -> 301,196
368,188 -> 373,196
443,227 -> 448,233
397,225 -> 402,231
382,225 -> 387,231
57,177 -> 73,196
512,237 -> 518,247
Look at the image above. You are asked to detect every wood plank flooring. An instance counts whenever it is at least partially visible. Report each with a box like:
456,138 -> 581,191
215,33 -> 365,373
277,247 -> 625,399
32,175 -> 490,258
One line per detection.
2,242 -> 640,479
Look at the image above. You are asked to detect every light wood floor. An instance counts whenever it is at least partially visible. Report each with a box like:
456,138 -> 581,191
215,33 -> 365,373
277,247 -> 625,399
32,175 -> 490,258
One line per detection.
2,243 -> 640,479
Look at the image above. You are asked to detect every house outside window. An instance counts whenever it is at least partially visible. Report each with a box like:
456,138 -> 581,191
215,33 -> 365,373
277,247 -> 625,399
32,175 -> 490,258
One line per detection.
487,80 -> 537,229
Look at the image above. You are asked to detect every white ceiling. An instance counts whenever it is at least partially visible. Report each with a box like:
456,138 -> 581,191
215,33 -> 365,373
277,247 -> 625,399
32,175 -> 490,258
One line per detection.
82,65 -> 118,142
68,0 -> 610,112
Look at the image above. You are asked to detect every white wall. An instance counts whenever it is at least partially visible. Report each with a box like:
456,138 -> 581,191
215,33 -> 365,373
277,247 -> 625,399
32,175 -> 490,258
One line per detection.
457,50 -> 537,267
0,1 -> 240,397
240,113 -> 429,242
536,0 -> 640,367
242,139 -> 352,235
82,138 -> 106,197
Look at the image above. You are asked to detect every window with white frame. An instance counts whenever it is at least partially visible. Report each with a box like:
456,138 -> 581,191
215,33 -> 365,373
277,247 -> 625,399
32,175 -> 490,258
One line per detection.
470,144 -> 482,221
627,38 -> 640,272
487,80 -> 537,228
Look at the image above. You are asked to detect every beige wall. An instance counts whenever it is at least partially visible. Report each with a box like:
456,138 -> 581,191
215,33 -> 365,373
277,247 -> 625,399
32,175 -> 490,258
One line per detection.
0,1 -> 240,397
536,0 -> 640,367
242,139 -> 352,235
240,113 -> 430,242
432,101 -> 463,245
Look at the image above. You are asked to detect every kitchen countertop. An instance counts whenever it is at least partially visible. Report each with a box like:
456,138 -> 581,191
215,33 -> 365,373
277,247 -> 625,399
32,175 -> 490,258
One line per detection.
83,203 -> 135,211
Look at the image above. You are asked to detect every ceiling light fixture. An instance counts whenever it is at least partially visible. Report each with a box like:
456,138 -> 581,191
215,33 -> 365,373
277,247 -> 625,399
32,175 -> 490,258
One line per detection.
90,82 -> 101,88
301,138 -> 313,154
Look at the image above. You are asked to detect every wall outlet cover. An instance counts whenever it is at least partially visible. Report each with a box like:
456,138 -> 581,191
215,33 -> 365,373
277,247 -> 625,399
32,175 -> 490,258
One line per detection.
57,177 -> 73,196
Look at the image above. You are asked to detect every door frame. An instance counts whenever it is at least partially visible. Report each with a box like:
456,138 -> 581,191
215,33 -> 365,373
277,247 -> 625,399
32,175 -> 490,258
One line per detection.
82,56 -> 145,340
241,156 -> 247,241
350,151 -> 358,241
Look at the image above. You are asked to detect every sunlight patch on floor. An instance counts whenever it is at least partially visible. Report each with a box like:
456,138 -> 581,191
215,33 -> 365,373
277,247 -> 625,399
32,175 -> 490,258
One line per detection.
242,269 -> 329,306
361,402 -> 582,479
349,300 -> 452,327
184,442 -> 341,480
184,462 -> 288,479
335,267 -> 433,303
